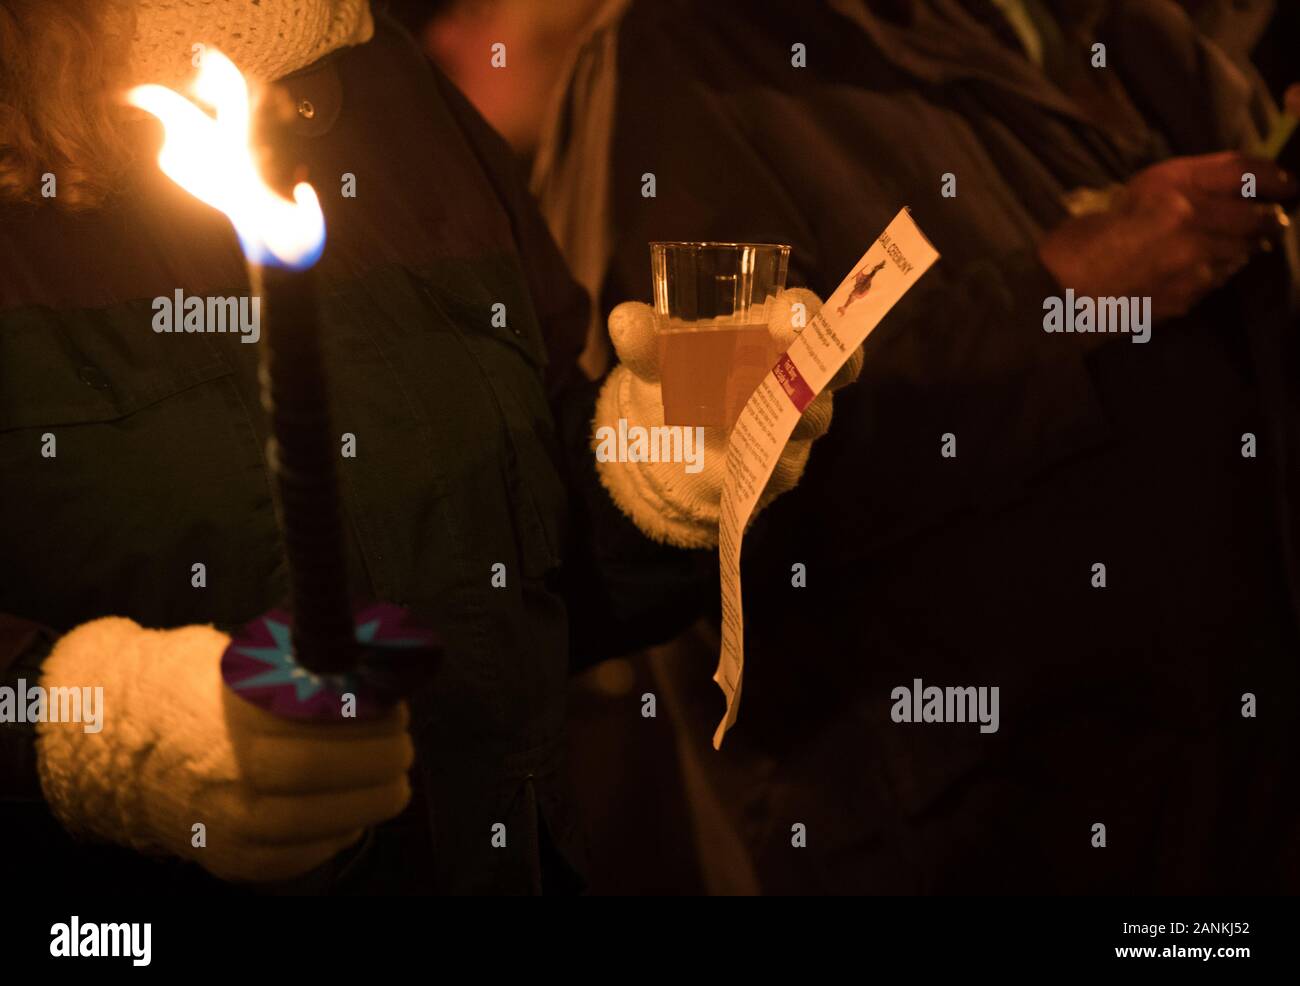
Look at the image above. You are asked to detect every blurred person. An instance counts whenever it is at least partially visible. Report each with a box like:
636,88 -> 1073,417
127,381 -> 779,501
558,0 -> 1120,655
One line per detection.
392,0 -> 607,159
0,0 -> 836,895
536,0 -> 1300,893
0,0 -> 591,894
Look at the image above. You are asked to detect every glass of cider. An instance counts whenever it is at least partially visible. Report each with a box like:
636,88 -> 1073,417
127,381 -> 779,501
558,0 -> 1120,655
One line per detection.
651,241 -> 790,430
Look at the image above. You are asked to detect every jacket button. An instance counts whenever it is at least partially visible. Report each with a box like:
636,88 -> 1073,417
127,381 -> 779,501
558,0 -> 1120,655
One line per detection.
77,365 -> 109,390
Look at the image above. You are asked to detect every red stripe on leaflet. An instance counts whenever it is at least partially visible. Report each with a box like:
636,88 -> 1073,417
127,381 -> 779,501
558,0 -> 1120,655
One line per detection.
772,353 -> 815,412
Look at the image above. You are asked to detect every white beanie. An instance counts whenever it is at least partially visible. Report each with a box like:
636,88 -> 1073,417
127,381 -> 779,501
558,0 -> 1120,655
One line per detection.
127,0 -> 375,87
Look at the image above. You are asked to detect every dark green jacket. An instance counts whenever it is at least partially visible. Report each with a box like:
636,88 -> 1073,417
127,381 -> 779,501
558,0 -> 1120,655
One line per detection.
0,15 -> 686,894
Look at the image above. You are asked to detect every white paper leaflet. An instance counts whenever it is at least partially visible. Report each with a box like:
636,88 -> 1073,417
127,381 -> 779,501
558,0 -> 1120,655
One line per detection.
713,208 -> 940,748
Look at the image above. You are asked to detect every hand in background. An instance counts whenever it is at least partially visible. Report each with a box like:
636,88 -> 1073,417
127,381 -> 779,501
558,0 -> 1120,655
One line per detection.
1040,151 -> 1294,319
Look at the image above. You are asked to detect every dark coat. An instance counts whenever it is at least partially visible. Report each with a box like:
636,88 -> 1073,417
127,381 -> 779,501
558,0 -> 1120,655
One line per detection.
0,15 -> 601,894
537,0 -> 1300,892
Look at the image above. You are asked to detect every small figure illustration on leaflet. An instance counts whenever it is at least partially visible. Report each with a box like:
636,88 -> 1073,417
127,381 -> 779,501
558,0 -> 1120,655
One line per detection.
836,260 -> 886,316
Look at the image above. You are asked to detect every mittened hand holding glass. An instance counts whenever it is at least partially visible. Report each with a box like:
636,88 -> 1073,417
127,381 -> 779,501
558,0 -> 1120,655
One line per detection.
592,287 -> 864,548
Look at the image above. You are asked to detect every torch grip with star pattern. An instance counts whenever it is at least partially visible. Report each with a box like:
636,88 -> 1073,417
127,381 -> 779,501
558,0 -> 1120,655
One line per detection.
220,603 -> 441,721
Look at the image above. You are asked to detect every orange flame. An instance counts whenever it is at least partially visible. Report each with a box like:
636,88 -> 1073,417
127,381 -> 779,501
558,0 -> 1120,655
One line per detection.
127,49 -> 325,269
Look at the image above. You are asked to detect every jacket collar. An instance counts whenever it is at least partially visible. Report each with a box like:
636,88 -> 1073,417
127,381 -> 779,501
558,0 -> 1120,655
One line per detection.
274,51 -> 346,138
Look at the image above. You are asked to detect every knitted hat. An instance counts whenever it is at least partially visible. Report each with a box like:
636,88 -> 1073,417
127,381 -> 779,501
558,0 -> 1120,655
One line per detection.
127,0 -> 375,87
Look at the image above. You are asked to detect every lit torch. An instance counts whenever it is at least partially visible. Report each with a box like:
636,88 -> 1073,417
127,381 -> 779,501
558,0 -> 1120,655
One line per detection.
129,51 -> 436,718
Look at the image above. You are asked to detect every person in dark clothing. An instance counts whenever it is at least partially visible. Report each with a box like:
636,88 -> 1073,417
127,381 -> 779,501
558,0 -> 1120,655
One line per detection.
0,0 -> 595,894
0,0 -> 835,895
536,0 -> 1300,893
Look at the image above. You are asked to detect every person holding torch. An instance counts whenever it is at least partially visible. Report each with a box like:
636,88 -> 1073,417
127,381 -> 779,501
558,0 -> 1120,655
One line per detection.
0,0 -> 847,893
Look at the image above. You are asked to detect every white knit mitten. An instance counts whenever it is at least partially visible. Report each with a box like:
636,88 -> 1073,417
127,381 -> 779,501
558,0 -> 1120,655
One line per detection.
35,617 -> 411,882
594,288 -> 863,548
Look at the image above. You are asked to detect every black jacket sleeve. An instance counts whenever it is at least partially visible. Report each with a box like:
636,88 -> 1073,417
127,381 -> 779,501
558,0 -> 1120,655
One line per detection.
0,616 -> 56,800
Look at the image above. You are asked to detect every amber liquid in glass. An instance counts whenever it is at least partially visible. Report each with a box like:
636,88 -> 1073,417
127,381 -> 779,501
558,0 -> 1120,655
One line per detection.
657,318 -> 778,430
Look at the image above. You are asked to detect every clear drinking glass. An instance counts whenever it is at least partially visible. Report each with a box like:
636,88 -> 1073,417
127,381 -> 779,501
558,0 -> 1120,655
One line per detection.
651,241 -> 791,430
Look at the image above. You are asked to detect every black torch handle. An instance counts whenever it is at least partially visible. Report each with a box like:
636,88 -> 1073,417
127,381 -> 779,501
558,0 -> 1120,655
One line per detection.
254,264 -> 358,674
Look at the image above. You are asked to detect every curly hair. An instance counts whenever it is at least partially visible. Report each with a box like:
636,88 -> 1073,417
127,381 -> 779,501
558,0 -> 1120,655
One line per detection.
0,0 -> 138,210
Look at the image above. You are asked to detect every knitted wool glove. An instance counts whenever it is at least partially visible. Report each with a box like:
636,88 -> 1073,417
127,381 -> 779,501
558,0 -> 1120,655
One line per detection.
128,0 -> 375,87
35,617 -> 412,883
594,288 -> 864,549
